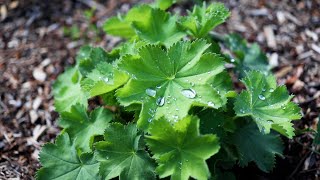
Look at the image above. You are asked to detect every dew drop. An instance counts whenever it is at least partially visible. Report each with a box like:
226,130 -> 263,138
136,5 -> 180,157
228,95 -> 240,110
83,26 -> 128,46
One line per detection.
175,108 -> 179,111
148,118 -> 153,123
258,94 -> 266,100
190,82 -> 195,87
207,101 -> 215,107
262,88 -> 266,92
240,109 -> 245,113
156,85 -> 162,89
181,88 -> 197,99
230,58 -> 235,63
103,77 -> 109,83
146,88 -> 156,97
269,88 -> 274,92
156,96 -> 165,107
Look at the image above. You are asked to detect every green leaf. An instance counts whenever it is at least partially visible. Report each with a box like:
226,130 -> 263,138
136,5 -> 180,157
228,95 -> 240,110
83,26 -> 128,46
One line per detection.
103,16 -> 136,38
234,71 -> 301,138
59,104 -> 113,152
179,3 -> 230,38
155,0 -> 176,10
76,46 -> 111,75
313,116 -> 320,145
53,67 -> 88,113
131,5 -> 186,46
224,34 -> 270,76
231,123 -> 284,172
81,62 -> 129,97
37,132 -> 100,180
117,40 -> 227,130
95,123 -> 156,180
145,116 -> 220,180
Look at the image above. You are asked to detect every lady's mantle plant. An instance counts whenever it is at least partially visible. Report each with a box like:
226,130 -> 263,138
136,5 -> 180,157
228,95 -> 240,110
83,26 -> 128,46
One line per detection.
37,1 -> 301,180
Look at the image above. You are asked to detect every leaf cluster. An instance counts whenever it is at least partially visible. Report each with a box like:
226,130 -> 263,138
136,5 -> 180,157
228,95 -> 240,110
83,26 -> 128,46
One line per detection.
37,1 -> 301,180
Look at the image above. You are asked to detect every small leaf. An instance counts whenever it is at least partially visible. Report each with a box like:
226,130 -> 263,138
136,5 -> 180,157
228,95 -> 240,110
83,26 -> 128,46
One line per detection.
145,116 -> 220,180
313,116 -> 320,145
81,62 -> 129,97
231,123 -> 284,172
234,71 -> 301,138
76,45 -> 111,75
117,40 -> 228,130
155,0 -> 176,10
224,34 -> 270,76
103,16 -> 136,38
53,67 -> 88,113
179,3 -> 230,38
95,123 -> 156,180
59,104 -> 113,152
131,6 -> 186,46
37,132 -> 100,180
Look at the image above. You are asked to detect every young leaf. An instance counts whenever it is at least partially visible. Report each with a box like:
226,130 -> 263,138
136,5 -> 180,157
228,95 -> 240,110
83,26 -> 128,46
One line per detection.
234,71 -> 301,138
81,62 -> 129,97
59,104 -> 113,152
155,0 -> 176,10
37,132 -> 100,180
76,45 -> 111,75
131,5 -> 186,46
95,123 -> 156,180
103,16 -> 136,39
179,3 -> 230,38
145,116 -> 220,180
231,123 -> 284,172
53,67 -> 88,113
224,34 -> 270,76
117,40 -> 227,130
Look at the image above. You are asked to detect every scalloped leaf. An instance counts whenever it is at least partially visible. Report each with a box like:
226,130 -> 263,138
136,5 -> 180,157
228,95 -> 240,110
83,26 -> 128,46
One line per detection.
145,116 -> 220,180
231,123 -> 284,172
179,3 -> 230,38
53,67 -> 88,113
95,123 -> 156,180
59,104 -> 113,152
37,132 -> 100,180
117,40 -> 228,130
234,71 -> 301,138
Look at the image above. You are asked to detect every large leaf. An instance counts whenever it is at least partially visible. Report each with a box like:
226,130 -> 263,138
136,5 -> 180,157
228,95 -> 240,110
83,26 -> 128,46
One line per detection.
95,123 -> 156,180
117,40 -> 227,130
37,132 -> 100,180
81,62 -> 129,97
224,34 -> 270,76
53,67 -> 88,113
231,123 -> 284,172
59,104 -> 113,152
179,3 -> 230,38
234,71 -> 301,138
145,116 -> 220,180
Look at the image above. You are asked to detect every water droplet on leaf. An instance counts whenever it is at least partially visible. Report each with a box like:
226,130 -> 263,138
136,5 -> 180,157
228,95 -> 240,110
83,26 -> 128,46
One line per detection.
181,88 -> 197,99
146,88 -> 156,97
269,88 -> 274,92
156,96 -> 165,107
258,94 -> 266,100
207,102 -> 214,107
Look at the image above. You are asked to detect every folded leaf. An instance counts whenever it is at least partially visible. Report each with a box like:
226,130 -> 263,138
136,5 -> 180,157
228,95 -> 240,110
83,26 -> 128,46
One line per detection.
53,67 -> 88,113
59,104 -> 113,152
145,116 -> 220,180
117,40 -> 228,130
95,123 -> 156,180
37,132 -> 100,180
231,123 -> 284,172
234,71 -> 301,138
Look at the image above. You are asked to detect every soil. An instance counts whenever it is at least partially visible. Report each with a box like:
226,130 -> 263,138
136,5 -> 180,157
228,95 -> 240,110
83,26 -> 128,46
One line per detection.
0,0 -> 319,179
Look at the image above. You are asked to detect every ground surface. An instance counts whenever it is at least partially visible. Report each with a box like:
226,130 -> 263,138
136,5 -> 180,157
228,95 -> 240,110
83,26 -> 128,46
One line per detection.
0,0 -> 319,179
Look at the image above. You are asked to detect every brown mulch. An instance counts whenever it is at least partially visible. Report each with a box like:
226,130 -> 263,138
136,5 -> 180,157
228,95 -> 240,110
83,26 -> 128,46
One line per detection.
0,0 -> 319,179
